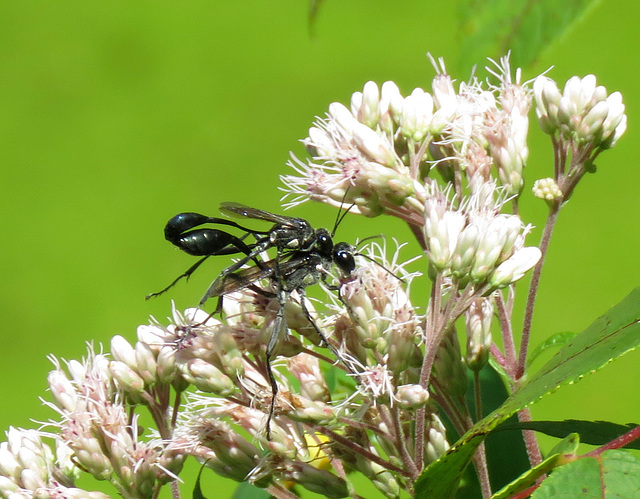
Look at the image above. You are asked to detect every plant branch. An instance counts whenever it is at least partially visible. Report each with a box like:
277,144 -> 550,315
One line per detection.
495,291 -> 517,379
517,203 -> 560,379
517,407 -> 543,467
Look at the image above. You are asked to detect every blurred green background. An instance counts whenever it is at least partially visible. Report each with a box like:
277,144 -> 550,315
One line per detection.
1,0 -> 639,497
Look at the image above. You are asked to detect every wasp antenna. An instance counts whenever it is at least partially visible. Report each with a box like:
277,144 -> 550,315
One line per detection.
355,252 -> 405,283
355,234 -> 385,249
331,186 -> 355,236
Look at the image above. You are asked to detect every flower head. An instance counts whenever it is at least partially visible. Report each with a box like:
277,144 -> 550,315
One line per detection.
424,181 -> 539,290
534,74 -> 627,149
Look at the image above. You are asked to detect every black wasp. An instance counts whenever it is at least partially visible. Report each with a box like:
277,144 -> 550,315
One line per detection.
147,202 -> 358,435
147,202 -> 356,308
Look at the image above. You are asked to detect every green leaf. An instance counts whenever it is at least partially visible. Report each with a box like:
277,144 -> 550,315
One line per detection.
531,450 -> 640,498
193,462 -> 208,499
451,366 -> 530,497
231,482 -> 271,499
491,433 -> 580,499
495,420 -> 640,449
457,0 -> 601,71
472,367 -> 530,494
488,356 -> 511,389
415,287 -> 640,498
527,331 -> 577,367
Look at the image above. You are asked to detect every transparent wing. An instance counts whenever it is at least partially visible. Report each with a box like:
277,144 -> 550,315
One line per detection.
208,263 -> 274,297
220,202 -> 303,227
208,254 -> 318,297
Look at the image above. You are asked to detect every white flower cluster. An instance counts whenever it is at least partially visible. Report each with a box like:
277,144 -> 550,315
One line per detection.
424,181 -> 540,290
532,74 -> 627,202
0,427 -> 108,499
534,74 -> 626,149
282,56 -> 537,221
0,56 -> 627,499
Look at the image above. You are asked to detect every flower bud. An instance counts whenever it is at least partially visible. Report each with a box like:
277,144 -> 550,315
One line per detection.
66,359 -> 88,385
387,308 -> 421,374
432,328 -> 467,399
533,75 -> 561,135
353,458 -> 401,498
340,277 -> 378,349
110,335 -> 137,370
379,81 -> 403,132
108,361 -> 145,394
136,324 -> 168,352
535,73 -> 627,151
156,449 -> 185,484
212,329 -> 245,379
464,297 -> 494,371
54,440 -> 79,482
282,298 -> 322,347
305,125 -> 335,158
0,445 -> 20,479
425,412 -> 450,464
424,204 -> 465,272
395,384 -> 429,409
489,246 -> 541,288
352,81 -> 381,129
352,122 -> 397,167
74,441 -> 113,480
600,91 -> 627,148
399,88 -> 434,141
19,468 -> 43,491
0,476 -> 18,494
181,359 -> 235,396
209,436 -> 259,479
288,354 -> 329,402
287,397 -> 336,424
284,461 -> 348,498
328,102 -> 359,133
431,70 -> 458,133
532,177 -> 562,202
359,161 -> 415,205
47,370 -> 77,412
156,346 -> 177,384
18,447 -> 47,483
450,224 -> 479,277
469,223 -> 507,282
134,341 -> 158,385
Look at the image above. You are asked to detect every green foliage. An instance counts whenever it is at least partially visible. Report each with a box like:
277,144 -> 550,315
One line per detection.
415,287 -> 640,498
497,420 -> 640,449
193,464 -> 208,499
231,482 -> 271,499
462,367 -> 530,495
532,450 -> 640,498
457,0 -> 601,71
492,433 -> 580,499
527,332 -> 578,367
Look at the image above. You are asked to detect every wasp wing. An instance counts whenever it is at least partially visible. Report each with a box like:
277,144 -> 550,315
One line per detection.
206,263 -> 275,297
205,253 -> 322,298
220,202 -> 305,227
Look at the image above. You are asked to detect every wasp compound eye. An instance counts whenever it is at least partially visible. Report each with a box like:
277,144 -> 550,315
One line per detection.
315,228 -> 334,256
334,242 -> 356,274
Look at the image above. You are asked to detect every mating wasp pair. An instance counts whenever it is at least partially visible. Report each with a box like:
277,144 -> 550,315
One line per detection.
147,202 -> 359,435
